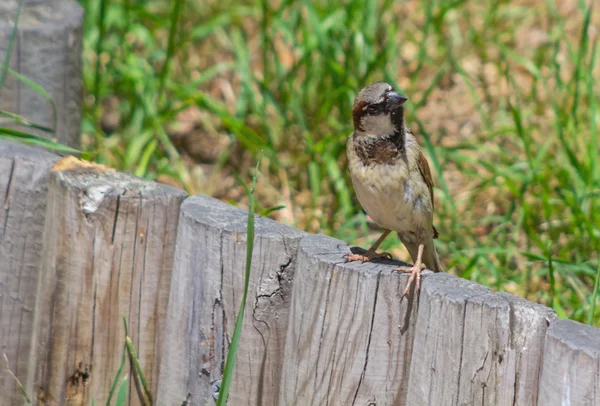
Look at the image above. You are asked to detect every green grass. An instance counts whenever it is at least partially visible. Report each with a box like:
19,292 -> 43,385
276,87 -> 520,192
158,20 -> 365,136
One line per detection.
80,0 -> 599,326
217,153 -> 260,406
105,318 -> 152,405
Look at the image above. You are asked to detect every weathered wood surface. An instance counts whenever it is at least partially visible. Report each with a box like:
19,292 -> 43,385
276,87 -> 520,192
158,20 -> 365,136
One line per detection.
279,233 -> 420,406
0,144 -> 599,405
538,319 -> 600,406
26,157 -> 186,405
0,0 -> 84,148
406,273 -> 556,406
0,140 -> 58,405
156,195 -> 305,406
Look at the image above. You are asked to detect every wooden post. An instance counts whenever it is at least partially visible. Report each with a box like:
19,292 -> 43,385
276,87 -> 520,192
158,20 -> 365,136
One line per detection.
538,319 -> 600,405
156,195 -> 305,406
279,233 -> 559,406
406,273 -> 556,405
279,233 -> 419,405
0,0 -> 84,148
26,157 -> 186,405
1,145 -> 599,405
0,140 -> 58,405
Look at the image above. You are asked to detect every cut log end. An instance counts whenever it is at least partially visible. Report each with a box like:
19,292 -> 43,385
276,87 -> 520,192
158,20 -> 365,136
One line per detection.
50,156 -> 186,202
538,319 -> 600,405
51,156 -> 114,174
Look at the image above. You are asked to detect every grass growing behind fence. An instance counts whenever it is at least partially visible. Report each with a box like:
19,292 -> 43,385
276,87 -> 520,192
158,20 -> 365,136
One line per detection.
217,154 -> 261,405
80,0 -> 600,326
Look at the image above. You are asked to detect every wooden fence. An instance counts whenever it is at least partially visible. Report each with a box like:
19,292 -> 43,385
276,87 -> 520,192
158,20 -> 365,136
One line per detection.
0,0 -> 83,149
1,138 -> 599,406
1,2 -> 599,405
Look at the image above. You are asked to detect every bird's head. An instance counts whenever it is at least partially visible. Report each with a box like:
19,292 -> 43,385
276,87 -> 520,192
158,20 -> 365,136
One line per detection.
352,82 -> 408,137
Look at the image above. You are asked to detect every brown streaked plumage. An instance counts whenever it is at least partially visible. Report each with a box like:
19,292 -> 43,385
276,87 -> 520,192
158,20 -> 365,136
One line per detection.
345,81 -> 444,299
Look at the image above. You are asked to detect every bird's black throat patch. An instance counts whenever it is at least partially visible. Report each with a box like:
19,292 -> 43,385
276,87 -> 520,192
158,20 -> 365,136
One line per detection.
353,108 -> 406,165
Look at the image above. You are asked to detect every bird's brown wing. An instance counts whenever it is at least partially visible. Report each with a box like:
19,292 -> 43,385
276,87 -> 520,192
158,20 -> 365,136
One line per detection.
417,149 -> 439,239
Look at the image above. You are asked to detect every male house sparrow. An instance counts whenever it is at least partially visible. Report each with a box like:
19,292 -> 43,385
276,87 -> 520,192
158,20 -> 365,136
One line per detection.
346,82 -> 444,297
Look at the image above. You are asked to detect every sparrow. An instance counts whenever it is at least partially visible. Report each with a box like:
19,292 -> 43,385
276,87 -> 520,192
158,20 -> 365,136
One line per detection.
345,82 -> 444,298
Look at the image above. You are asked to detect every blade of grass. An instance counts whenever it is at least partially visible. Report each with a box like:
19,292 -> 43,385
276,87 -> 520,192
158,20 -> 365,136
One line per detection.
0,0 -> 22,97
115,375 -> 128,406
325,153 -> 352,217
259,205 -> 285,216
0,127 -> 81,154
308,161 -> 321,208
216,151 -> 262,406
157,0 -> 183,106
3,353 -> 31,405
105,336 -> 127,405
588,260 -> 600,326
548,253 -> 556,310
134,138 -> 157,177
93,0 -> 108,109
8,68 -> 57,134
0,110 -> 54,133
570,1 -> 593,124
123,318 -> 152,405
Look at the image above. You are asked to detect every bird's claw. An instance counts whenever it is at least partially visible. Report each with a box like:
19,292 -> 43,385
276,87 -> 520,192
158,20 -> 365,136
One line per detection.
344,251 -> 393,263
344,253 -> 370,262
397,263 -> 426,301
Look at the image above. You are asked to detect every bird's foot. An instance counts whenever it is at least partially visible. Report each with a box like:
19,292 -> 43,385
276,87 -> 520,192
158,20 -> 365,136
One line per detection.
397,263 -> 426,300
344,251 -> 393,263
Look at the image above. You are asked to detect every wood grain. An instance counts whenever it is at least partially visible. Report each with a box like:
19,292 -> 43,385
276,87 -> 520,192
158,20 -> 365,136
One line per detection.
26,157 -> 186,405
279,233 -> 420,406
538,319 -> 600,406
406,273 -> 556,406
0,140 -> 58,405
156,195 -> 305,406
0,0 -> 84,148
0,144 -> 598,405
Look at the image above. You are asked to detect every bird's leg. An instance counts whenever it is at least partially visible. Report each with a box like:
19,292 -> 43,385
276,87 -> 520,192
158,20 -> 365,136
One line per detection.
398,243 -> 425,300
346,229 -> 393,262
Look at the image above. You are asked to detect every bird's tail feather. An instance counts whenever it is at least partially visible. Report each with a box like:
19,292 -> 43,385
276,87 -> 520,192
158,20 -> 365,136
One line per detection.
400,236 -> 444,273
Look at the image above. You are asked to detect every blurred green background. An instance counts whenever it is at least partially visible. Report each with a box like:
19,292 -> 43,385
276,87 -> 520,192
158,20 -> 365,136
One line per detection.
79,0 -> 598,325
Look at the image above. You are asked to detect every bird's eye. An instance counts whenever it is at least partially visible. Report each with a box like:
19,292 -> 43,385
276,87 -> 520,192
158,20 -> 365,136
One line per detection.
367,104 -> 382,115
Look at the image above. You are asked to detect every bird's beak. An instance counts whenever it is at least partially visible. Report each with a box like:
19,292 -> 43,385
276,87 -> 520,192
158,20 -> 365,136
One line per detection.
386,91 -> 408,110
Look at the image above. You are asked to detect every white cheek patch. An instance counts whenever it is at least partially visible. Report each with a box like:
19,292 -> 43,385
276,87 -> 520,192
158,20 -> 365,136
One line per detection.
361,114 -> 395,136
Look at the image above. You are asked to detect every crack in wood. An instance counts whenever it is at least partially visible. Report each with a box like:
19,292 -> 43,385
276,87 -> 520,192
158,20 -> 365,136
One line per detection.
2,157 -> 16,238
110,194 -> 120,244
314,269 -> 334,393
455,298 -> 469,402
351,272 -> 381,406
